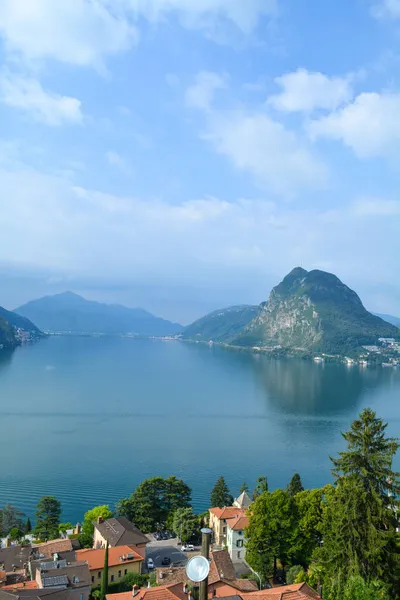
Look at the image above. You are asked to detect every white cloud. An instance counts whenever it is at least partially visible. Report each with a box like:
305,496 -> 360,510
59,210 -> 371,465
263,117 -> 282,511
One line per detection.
268,68 -> 353,113
309,91 -> 400,158
204,110 -> 328,196
0,72 -> 83,125
105,151 -> 132,174
372,0 -> 400,19
351,197 -> 400,216
185,71 -> 226,110
0,0 -> 275,70
0,0 -> 138,68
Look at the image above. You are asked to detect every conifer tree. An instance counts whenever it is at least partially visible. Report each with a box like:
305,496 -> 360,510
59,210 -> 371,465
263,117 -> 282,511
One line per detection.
210,476 -> 233,508
287,473 -> 304,497
101,542 -> 109,599
240,482 -> 249,493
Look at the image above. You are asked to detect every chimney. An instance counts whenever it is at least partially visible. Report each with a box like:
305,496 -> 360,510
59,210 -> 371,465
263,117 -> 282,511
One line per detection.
98,516 -> 104,524
132,585 -> 138,597
147,582 -> 151,589
5,538 -> 11,548
188,592 -> 192,600
183,583 -> 188,594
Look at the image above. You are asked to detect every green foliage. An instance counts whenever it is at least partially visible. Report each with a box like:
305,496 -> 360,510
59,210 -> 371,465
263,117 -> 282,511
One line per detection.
116,476 -> 192,533
172,507 -> 198,542
78,531 -> 95,548
0,316 -> 18,349
240,482 -> 249,493
9,526 -> 23,541
101,542 -> 109,599
246,489 -> 297,579
35,496 -> 61,540
286,565 -> 305,585
182,305 -> 259,343
253,476 -> 268,500
59,522 -> 73,534
287,473 -> 304,497
324,574 -> 390,600
292,486 -> 332,566
25,517 -> 32,534
122,572 -> 149,590
210,476 -> 233,508
1,504 -> 25,536
82,505 -> 114,539
148,572 -> 157,587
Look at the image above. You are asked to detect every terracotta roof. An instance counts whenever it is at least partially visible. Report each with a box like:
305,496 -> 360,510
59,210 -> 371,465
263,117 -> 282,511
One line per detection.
225,516 -> 248,531
106,587 -> 181,600
76,545 -> 142,570
34,540 -> 73,559
1,582 -> 38,590
240,583 -> 321,600
209,550 -> 236,582
95,518 -> 148,548
209,508 -> 245,520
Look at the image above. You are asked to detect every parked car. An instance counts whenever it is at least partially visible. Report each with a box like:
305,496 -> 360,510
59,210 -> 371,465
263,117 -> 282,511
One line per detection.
161,557 -> 171,566
147,558 -> 154,570
181,544 -> 195,552
154,532 -> 161,541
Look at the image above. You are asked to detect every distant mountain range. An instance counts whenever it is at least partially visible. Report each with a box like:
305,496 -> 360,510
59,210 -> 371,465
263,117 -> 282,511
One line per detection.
373,313 -> 400,327
15,291 -> 182,336
182,267 -> 399,354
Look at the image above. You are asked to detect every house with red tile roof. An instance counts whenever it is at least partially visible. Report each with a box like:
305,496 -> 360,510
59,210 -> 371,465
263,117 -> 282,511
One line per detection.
225,514 -> 248,565
209,508 -> 246,547
76,545 -> 143,587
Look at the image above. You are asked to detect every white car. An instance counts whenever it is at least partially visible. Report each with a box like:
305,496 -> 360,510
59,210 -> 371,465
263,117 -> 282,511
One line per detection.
147,558 -> 154,570
181,544 -> 195,552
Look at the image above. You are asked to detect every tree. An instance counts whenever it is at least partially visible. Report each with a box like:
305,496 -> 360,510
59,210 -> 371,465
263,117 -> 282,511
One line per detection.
82,505 -> 114,539
35,496 -> 61,540
59,522 -> 73,534
253,476 -> 268,500
9,526 -> 23,541
240,482 -> 249,493
25,517 -> 32,534
246,490 -> 297,580
287,473 -> 304,497
323,574 -> 390,600
331,408 -> 399,504
286,565 -> 305,585
116,477 -> 192,533
210,476 -> 233,508
2,504 -> 25,535
122,572 -> 149,590
172,507 -> 198,542
101,542 -> 109,599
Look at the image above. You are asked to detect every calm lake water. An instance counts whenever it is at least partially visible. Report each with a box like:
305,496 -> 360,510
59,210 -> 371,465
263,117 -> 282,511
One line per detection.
0,336 -> 399,523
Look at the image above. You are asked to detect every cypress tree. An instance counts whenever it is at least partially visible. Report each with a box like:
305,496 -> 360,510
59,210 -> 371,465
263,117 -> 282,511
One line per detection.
253,476 -> 268,500
101,542 -> 109,599
25,517 -> 32,534
240,482 -> 249,493
287,473 -> 304,497
210,476 -> 233,508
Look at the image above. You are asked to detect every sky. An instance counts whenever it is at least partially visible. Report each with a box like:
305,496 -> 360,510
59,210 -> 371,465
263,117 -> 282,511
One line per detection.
0,0 -> 400,324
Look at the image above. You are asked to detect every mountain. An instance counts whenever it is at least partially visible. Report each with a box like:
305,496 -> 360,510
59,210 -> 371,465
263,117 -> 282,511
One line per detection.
373,313 -> 400,327
0,317 -> 18,349
233,267 -> 399,353
182,305 -> 259,343
0,306 -> 42,336
15,292 -> 182,336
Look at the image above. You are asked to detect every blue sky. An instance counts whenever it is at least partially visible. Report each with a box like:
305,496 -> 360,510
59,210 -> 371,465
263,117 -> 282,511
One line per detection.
0,0 -> 400,323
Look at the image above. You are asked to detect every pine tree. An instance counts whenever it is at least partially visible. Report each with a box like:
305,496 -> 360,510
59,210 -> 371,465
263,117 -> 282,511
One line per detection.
210,476 -> 233,508
287,473 -> 304,497
25,517 -> 32,534
240,482 -> 249,493
253,476 -> 268,500
331,407 -> 399,503
101,542 -> 109,599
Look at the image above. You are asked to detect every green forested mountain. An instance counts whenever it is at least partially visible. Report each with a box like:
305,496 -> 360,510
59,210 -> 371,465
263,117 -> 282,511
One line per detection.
182,304 -> 259,342
0,316 -> 17,348
15,291 -> 182,336
0,306 -> 42,336
234,267 -> 399,353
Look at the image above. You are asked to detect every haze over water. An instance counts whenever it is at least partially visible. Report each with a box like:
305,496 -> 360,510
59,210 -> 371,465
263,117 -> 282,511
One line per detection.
0,336 -> 399,523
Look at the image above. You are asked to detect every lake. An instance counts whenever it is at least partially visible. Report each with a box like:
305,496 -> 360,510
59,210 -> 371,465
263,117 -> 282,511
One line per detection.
0,336 -> 399,523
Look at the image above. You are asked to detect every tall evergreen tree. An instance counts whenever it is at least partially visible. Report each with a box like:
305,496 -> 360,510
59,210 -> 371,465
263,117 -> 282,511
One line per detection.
287,473 -> 304,497
25,517 -> 32,534
253,476 -> 268,500
331,407 -> 399,503
210,476 -> 233,508
240,482 -> 249,493
101,542 -> 109,599
35,496 -> 61,540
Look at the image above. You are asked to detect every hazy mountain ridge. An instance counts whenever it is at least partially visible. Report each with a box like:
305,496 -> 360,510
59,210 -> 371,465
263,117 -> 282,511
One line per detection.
15,292 -> 182,336
373,312 -> 400,327
182,304 -> 259,342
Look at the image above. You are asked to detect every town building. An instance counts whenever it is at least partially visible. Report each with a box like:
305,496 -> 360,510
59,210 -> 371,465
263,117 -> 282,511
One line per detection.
93,518 -> 148,557
0,545 -> 32,586
209,508 -> 246,547
225,515 -> 248,565
233,492 -> 251,510
75,545 -> 143,587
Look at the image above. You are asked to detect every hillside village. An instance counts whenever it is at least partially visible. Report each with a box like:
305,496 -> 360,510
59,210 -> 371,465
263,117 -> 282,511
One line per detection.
0,490 -> 321,600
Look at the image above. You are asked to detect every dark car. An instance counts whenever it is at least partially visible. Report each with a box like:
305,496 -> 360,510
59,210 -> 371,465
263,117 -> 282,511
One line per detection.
161,532 -> 168,540
161,557 -> 171,566
154,532 -> 161,540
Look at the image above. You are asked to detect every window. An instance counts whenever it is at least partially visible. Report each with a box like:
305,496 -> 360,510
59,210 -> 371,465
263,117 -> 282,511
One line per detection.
223,527 -> 226,533
98,571 -> 101,579
111,575 -> 114,582
91,576 -> 94,583
238,531 -> 243,536
237,551 -> 241,559
236,539 -> 243,548
118,570 -> 121,578
80,595 -> 84,600
124,569 -> 128,575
